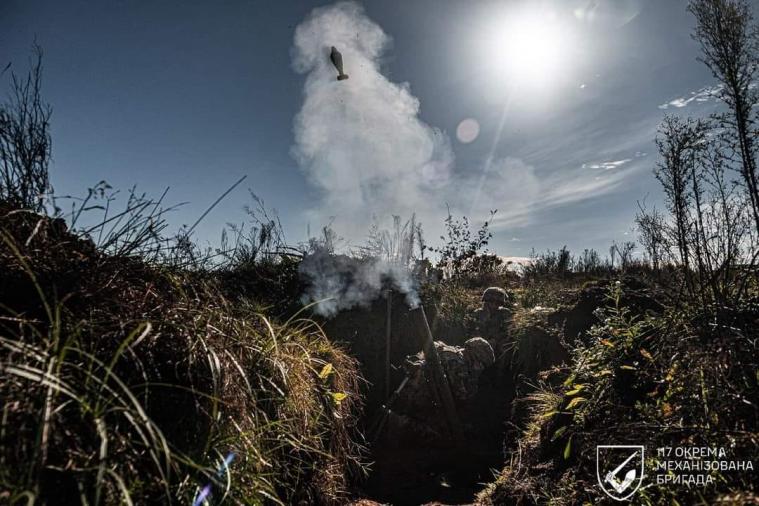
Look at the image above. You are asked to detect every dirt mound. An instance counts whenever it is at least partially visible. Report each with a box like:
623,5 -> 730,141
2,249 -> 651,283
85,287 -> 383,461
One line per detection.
0,205 -> 365,504
478,286 -> 758,505
549,277 -> 664,345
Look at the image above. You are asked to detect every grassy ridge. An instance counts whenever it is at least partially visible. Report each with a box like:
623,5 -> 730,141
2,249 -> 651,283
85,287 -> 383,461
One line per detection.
477,281 -> 759,505
0,205 -> 365,505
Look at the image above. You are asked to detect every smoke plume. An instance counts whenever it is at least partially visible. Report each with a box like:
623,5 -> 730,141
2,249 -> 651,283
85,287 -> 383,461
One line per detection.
291,1 -> 453,241
298,248 -> 420,317
291,1 -> 456,315
290,2 -> 637,315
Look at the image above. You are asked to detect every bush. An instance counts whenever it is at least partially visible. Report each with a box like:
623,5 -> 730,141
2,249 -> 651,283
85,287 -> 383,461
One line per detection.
428,210 -> 497,281
478,283 -> 758,505
0,46 -> 52,212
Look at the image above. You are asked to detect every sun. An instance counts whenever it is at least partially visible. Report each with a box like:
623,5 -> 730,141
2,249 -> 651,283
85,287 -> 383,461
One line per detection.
485,7 -> 572,88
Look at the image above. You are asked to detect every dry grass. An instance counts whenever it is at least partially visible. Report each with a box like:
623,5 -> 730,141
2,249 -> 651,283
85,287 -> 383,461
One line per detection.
477,282 -> 758,505
0,204 -> 366,505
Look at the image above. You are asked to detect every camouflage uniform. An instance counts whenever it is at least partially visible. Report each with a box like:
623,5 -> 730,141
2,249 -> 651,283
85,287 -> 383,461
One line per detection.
473,287 -> 514,358
387,337 -> 495,442
436,337 -> 495,402
400,338 -> 495,406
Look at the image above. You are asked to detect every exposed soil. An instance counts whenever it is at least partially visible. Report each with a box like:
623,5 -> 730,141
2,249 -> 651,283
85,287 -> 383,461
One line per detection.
362,442 -> 501,506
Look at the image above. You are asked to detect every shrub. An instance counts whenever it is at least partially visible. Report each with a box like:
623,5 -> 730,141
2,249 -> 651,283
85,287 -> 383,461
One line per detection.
478,283 -> 758,505
0,46 -> 52,212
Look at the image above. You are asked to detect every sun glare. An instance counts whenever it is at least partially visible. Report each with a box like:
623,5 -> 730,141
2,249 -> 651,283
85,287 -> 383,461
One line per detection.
486,8 -> 572,88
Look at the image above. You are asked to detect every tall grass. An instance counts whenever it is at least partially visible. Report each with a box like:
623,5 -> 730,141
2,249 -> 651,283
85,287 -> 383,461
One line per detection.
478,282 -> 758,505
0,204 -> 366,504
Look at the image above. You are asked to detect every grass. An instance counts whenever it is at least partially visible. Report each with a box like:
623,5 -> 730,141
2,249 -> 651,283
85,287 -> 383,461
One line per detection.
2,198 -> 756,505
0,194 -> 755,506
477,281 -> 759,505
0,203 -> 366,505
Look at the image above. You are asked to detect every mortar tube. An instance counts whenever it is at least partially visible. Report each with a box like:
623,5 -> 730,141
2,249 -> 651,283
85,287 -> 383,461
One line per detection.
385,289 -> 392,402
410,305 -> 464,442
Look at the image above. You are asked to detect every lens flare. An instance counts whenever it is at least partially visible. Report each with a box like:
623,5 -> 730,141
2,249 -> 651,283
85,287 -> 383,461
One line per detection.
192,452 -> 236,506
456,118 -> 480,143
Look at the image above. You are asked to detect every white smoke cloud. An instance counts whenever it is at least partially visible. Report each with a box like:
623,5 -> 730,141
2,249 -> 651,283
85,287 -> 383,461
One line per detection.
291,1 -> 452,241
290,2 -> 632,238
290,2 -> 638,314
298,249 -> 420,316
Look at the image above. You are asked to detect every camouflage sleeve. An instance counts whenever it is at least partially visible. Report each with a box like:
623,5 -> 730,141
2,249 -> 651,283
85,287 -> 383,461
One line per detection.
469,308 -> 484,335
500,307 -> 514,335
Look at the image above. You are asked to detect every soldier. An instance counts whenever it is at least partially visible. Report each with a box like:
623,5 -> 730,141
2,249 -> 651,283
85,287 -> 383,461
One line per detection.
467,288 -> 518,440
379,337 -> 495,444
473,286 -> 514,358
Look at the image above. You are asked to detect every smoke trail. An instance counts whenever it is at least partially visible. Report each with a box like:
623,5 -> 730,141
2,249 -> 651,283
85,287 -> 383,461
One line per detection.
298,248 -> 420,316
291,1 -> 453,241
291,2 -> 457,314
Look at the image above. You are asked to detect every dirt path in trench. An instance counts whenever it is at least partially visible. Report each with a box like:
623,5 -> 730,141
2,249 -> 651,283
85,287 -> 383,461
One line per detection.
355,432 -> 504,505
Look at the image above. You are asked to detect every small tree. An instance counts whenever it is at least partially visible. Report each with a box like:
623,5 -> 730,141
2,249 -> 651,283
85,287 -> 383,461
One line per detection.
576,248 -> 602,274
608,241 -> 636,272
557,245 -> 571,277
654,116 -> 708,277
635,203 -> 667,272
701,138 -> 749,299
689,0 -> 759,234
429,208 -> 496,279
0,45 -> 52,211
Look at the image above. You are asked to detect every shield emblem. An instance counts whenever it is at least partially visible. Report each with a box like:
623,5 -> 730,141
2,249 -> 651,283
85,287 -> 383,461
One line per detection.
596,445 -> 645,501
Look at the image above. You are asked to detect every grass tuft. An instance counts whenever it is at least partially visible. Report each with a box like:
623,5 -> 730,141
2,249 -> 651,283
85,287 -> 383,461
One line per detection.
0,202 -> 366,504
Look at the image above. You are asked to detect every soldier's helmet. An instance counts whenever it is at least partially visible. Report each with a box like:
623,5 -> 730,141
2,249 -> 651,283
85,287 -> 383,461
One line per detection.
463,337 -> 495,369
482,286 -> 507,304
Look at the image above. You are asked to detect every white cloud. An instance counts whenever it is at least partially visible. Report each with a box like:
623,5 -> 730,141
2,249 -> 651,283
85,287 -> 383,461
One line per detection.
290,2 -> 643,242
463,156 -> 541,227
658,84 -> 723,110
542,169 -> 629,207
470,156 -> 637,230
583,158 -> 632,170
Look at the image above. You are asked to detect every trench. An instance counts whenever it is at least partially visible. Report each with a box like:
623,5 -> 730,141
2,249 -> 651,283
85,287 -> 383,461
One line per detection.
322,294 -> 515,505
361,438 -> 503,505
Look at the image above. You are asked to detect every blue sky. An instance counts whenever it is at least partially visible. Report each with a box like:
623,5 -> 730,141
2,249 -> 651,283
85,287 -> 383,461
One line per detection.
1,0 -> 723,257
